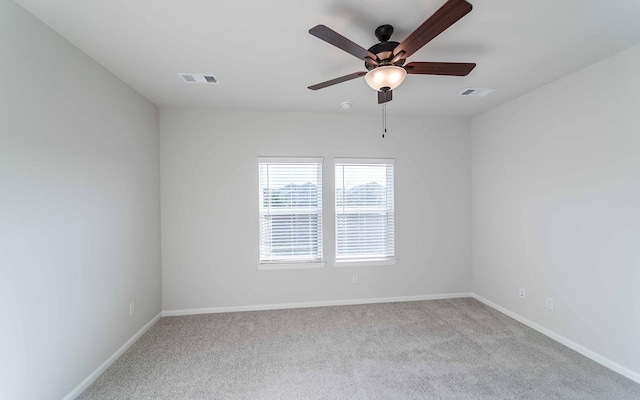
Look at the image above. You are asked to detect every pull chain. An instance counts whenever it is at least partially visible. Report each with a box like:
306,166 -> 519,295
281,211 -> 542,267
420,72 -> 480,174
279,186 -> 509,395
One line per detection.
382,103 -> 387,138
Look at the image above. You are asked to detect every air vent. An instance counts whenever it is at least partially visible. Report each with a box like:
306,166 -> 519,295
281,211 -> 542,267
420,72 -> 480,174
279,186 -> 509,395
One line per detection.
458,88 -> 495,97
178,73 -> 219,84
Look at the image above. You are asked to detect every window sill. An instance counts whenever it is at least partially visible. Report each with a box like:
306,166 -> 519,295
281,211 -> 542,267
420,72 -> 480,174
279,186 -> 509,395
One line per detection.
258,262 -> 326,271
334,259 -> 398,268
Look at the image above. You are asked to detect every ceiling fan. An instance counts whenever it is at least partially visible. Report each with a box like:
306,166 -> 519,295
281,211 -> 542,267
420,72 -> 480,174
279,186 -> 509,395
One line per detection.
308,0 -> 476,104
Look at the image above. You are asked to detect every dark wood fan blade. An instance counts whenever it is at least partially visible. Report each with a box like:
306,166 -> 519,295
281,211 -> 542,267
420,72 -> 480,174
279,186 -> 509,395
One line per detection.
308,71 -> 367,90
394,0 -> 472,59
404,61 -> 476,76
378,90 -> 393,104
309,25 -> 378,61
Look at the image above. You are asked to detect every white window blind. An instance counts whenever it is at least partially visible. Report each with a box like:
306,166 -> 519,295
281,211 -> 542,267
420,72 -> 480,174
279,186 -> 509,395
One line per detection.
258,158 -> 323,265
335,159 -> 395,263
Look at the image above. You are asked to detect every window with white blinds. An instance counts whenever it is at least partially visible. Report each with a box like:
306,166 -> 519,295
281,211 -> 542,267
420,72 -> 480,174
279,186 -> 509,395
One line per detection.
335,159 -> 395,263
258,158 -> 323,266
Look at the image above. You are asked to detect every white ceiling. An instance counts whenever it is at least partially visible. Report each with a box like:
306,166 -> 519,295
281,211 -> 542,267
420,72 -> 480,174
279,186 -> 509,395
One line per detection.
13,0 -> 640,117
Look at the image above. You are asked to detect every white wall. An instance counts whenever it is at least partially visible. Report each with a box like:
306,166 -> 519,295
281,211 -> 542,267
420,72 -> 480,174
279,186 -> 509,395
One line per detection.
160,108 -> 471,311
0,1 -> 161,399
472,44 -> 640,376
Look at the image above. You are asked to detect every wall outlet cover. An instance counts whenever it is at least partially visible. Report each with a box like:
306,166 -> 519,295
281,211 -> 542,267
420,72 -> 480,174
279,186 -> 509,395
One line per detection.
546,297 -> 554,310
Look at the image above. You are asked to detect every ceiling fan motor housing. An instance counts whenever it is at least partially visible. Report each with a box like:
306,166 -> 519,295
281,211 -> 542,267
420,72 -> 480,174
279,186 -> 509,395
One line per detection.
366,25 -> 405,70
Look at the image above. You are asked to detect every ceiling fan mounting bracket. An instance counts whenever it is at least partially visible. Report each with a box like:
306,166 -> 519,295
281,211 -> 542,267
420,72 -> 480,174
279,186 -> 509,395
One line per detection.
374,24 -> 394,42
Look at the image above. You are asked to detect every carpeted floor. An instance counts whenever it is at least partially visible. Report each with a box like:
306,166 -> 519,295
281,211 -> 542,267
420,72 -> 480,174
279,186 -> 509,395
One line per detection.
78,298 -> 640,399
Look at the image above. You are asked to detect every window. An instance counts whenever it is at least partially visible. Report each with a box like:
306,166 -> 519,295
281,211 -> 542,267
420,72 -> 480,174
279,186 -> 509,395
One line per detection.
258,158 -> 323,268
335,159 -> 395,264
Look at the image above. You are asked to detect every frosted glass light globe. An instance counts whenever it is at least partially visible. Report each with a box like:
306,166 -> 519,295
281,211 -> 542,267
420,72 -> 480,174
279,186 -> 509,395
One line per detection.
364,65 -> 407,91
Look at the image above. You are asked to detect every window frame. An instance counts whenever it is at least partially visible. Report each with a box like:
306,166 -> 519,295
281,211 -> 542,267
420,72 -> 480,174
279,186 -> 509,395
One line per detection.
257,157 -> 325,270
334,158 -> 397,266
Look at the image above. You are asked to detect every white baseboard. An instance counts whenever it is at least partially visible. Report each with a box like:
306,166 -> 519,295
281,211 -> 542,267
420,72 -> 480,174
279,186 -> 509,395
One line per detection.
472,294 -> 640,385
162,292 -> 473,317
62,312 -> 162,400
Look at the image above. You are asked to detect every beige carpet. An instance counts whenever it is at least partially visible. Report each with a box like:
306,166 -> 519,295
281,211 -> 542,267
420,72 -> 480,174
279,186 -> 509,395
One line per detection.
79,298 -> 640,399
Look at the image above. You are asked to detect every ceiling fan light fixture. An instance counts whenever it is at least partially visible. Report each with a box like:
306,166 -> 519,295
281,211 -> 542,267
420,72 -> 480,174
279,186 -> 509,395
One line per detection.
365,65 -> 407,91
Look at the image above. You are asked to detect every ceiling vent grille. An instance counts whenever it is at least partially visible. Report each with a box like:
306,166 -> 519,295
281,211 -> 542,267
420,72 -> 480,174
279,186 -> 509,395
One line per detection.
458,88 -> 495,97
179,73 -> 219,84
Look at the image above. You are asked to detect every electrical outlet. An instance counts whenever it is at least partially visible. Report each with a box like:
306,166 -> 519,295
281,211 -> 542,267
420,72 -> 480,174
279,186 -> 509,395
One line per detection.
352,274 -> 359,284
129,301 -> 136,316
546,297 -> 554,310
519,288 -> 526,299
